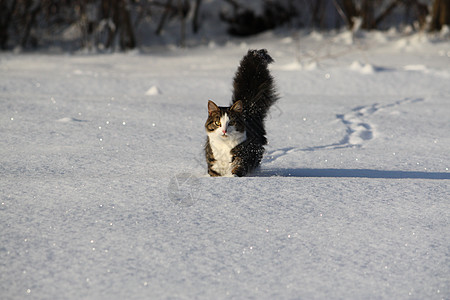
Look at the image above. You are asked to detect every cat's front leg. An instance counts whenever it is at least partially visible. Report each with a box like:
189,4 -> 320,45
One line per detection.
231,158 -> 247,177
208,167 -> 221,177
231,145 -> 248,177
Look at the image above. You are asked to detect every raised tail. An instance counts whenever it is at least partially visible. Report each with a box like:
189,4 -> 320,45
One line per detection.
231,49 -> 278,144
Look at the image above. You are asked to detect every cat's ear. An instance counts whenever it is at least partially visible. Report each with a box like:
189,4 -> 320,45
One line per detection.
230,100 -> 243,113
208,100 -> 219,115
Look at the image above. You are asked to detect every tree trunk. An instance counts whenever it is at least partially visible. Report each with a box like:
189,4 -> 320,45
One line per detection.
430,0 -> 450,31
156,0 -> 173,35
0,0 -> 17,49
21,0 -> 41,48
119,0 -> 136,49
104,0 -> 116,49
341,0 -> 358,29
374,0 -> 401,29
192,0 -> 202,33
361,0 -> 374,29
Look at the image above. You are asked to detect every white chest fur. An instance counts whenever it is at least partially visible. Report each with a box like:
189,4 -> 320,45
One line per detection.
208,115 -> 246,176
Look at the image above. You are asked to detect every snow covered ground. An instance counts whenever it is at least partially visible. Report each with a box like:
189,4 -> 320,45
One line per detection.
1,30 -> 449,299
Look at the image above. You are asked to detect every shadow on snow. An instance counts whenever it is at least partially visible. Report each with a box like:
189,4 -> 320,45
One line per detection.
254,168 -> 450,180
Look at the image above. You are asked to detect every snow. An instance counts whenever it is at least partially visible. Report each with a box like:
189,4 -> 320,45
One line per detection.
349,61 -> 376,74
145,85 -> 162,96
1,30 -> 449,299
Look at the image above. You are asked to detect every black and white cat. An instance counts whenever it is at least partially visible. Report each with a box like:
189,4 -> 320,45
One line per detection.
204,49 -> 278,177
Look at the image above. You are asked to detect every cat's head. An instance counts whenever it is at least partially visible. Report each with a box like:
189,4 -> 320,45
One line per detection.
205,100 -> 245,139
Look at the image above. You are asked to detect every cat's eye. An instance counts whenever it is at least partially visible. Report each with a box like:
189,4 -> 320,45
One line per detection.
214,121 -> 221,126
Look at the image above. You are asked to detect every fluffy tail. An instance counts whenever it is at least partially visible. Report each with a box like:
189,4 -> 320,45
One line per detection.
231,49 -> 278,144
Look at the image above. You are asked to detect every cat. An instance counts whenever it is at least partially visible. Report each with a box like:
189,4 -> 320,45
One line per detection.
204,49 -> 278,177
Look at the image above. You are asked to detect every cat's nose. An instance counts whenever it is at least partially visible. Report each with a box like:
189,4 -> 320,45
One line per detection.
222,129 -> 227,134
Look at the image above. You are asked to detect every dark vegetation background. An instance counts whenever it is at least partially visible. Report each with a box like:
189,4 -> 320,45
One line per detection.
0,0 -> 449,51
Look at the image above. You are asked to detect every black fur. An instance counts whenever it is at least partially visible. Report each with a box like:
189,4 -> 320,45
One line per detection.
232,49 -> 277,144
230,49 -> 278,176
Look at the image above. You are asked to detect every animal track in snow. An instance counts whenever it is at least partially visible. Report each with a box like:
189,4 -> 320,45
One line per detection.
336,103 -> 379,147
266,98 -> 423,162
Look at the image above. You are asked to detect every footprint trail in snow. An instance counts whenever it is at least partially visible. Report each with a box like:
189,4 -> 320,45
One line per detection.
266,98 -> 424,162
